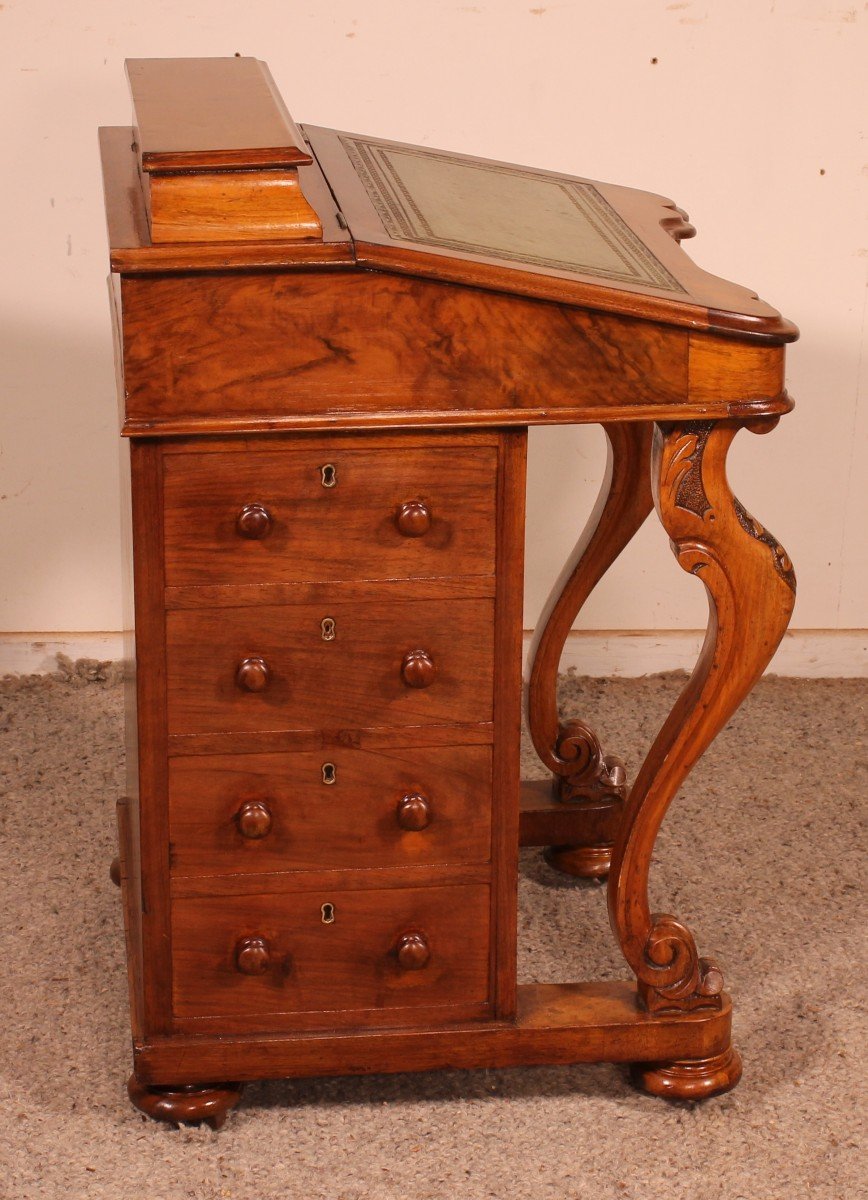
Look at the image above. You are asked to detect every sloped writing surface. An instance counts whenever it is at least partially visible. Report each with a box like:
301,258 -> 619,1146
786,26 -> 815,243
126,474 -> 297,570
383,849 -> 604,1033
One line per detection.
340,135 -> 684,293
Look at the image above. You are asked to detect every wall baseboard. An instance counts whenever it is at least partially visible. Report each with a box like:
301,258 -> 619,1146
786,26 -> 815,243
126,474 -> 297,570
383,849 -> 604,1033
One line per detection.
521,630 -> 867,679
0,633 -> 126,677
1,629 -> 865,680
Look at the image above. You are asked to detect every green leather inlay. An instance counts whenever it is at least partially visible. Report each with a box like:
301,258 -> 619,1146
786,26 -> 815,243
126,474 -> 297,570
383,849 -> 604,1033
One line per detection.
341,136 -> 684,293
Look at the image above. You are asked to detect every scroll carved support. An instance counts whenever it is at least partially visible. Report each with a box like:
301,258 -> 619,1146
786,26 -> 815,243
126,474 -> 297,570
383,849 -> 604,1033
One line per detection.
525,422 -> 654,876
608,418 -> 796,1017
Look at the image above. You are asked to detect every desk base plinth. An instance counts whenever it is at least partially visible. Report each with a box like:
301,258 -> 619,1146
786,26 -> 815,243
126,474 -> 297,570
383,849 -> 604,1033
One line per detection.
130,981 -> 737,1122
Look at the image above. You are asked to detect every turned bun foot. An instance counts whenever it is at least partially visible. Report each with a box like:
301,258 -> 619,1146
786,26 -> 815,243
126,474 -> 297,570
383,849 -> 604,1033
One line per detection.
127,1075 -> 244,1128
544,843 -> 612,880
630,1045 -> 743,1101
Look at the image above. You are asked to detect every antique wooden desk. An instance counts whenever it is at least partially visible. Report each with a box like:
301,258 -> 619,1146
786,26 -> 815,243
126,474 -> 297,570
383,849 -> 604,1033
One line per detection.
100,57 -> 797,1127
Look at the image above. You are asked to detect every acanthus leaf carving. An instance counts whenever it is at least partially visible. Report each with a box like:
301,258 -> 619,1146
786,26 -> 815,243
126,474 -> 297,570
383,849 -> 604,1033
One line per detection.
733,497 -> 796,592
661,421 -> 714,519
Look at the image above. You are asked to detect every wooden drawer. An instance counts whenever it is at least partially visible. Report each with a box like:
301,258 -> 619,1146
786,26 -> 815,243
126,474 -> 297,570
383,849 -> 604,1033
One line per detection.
171,882 -> 491,1023
169,745 -> 492,875
165,597 -> 494,736
162,443 -> 498,587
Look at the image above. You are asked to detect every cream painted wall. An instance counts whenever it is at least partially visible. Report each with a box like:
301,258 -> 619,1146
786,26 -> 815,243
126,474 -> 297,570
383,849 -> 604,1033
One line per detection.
1,2 -> 865,651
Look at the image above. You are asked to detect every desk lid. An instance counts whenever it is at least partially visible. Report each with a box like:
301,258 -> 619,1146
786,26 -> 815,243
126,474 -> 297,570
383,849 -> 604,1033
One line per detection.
305,125 -> 796,343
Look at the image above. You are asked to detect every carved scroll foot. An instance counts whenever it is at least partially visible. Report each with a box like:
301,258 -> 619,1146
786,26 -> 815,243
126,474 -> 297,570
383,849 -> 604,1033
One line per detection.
608,419 -> 796,1013
525,423 -> 654,878
630,1045 -> 743,1101
127,1075 -> 244,1128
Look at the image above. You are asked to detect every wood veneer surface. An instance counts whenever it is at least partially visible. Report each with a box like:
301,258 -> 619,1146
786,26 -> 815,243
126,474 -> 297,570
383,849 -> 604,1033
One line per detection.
162,443 -> 498,586
168,744 -> 493,875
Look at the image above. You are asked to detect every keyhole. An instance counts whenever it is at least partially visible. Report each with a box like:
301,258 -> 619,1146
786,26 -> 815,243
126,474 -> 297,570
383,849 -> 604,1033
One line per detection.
321,463 -> 337,488
321,617 -> 336,641
321,902 -> 335,924
322,762 -> 337,785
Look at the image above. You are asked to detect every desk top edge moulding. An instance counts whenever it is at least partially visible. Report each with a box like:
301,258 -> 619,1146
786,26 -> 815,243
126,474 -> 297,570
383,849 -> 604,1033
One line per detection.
101,56 -> 797,1128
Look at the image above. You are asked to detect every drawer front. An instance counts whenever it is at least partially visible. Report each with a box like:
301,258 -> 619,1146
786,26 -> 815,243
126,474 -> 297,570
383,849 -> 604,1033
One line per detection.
163,444 -> 498,587
169,745 -> 492,875
165,598 -> 494,736
172,883 -> 491,1021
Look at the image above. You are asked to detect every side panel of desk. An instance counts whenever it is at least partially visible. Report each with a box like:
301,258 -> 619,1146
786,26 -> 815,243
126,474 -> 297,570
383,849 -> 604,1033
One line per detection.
116,269 -> 788,437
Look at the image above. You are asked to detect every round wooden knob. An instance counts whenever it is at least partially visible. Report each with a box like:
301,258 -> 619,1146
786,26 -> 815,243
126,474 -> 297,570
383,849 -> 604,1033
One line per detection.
236,657 -> 270,693
236,799 -> 272,839
401,649 -> 436,688
396,931 -> 431,971
235,935 -> 270,975
396,793 -> 431,831
395,500 -> 431,537
235,503 -> 273,539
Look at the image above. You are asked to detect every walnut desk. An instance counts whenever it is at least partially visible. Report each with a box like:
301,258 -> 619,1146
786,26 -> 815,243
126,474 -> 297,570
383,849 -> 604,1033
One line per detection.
100,57 -> 797,1127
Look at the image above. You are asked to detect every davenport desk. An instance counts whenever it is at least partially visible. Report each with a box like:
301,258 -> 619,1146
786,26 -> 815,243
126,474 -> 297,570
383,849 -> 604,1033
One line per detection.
100,57 -> 797,1127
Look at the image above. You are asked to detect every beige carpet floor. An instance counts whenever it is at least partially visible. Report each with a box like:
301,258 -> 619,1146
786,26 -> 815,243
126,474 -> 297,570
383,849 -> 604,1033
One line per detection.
0,665 -> 864,1200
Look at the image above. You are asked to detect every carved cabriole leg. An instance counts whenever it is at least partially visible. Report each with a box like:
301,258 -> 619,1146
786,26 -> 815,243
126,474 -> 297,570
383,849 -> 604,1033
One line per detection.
127,1075 -> 244,1128
525,422 -> 654,877
608,418 -> 795,1098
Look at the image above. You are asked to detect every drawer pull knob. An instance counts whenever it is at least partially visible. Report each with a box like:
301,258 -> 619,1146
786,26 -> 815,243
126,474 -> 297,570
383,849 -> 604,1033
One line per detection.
320,463 -> 337,488
396,931 -> 431,971
396,793 -> 431,831
236,799 -> 272,840
395,500 -> 431,537
321,762 -> 337,785
401,649 -> 436,689
235,935 -> 270,975
236,657 -> 270,693
235,502 -> 272,539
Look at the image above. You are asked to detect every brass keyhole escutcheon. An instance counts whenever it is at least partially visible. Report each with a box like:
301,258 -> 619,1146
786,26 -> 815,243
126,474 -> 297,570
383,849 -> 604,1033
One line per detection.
321,617 -> 336,641
321,902 -> 335,925
322,762 -> 337,785
320,463 -> 337,488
